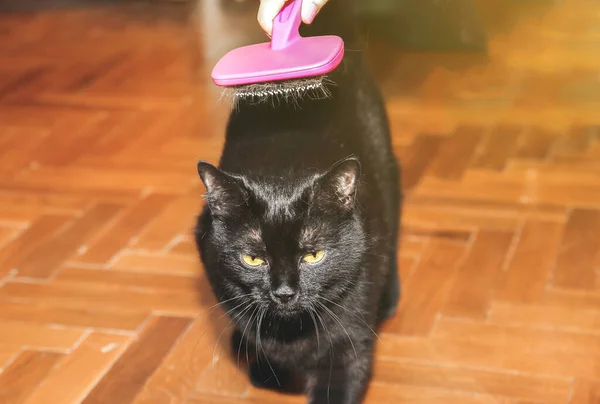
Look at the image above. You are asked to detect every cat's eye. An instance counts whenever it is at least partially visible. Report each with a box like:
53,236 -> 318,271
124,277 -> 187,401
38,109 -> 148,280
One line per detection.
302,250 -> 325,264
241,254 -> 266,267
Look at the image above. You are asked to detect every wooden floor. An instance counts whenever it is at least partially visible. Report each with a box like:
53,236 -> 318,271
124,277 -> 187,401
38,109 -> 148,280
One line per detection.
0,0 -> 600,403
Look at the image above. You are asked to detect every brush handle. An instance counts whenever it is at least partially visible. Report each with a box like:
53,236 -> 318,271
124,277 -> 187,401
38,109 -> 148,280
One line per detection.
271,0 -> 303,51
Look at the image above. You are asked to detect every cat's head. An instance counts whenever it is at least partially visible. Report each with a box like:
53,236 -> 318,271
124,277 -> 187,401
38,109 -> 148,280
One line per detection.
196,157 -> 366,319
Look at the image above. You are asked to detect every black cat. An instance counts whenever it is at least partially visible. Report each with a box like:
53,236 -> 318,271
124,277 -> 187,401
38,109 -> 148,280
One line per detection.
194,1 -> 402,402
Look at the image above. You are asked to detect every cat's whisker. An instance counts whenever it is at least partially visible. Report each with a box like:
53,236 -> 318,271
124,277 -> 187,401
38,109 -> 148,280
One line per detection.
246,305 -> 262,367
257,307 -> 280,387
211,301 -> 254,370
236,303 -> 256,370
311,305 -> 334,402
318,296 -> 382,342
206,293 -> 253,314
191,296 -> 252,365
216,303 -> 256,383
246,305 -> 260,363
254,309 -> 261,367
211,320 -> 235,369
243,309 -> 256,370
313,307 -> 333,350
316,301 -> 358,363
211,298 -> 254,370
218,297 -> 252,320
308,308 -> 321,353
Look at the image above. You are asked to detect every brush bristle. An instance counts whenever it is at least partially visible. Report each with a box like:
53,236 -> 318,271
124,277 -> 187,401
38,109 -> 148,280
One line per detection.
219,76 -> 334,108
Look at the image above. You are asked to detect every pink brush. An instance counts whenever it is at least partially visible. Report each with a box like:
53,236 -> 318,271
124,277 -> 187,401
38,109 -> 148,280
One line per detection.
211,0 -> 344,104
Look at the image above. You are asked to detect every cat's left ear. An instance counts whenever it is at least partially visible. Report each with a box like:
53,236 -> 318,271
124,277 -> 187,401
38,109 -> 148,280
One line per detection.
314,157 -> 361,210
197,161 -> 246,217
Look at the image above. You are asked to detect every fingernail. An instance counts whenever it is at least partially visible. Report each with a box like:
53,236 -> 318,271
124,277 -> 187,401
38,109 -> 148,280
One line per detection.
305,3 -> 318,24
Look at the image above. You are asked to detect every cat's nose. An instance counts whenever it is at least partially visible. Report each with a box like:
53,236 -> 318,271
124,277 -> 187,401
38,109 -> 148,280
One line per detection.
271,285 -> 297,304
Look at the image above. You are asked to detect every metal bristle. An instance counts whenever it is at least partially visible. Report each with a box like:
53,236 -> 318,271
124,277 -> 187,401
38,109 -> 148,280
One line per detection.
219,76 -> 334,109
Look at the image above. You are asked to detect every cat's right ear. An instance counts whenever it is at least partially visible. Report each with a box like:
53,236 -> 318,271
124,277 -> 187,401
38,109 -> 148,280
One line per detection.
197,161 -> 246,217
313,157 -> 361,211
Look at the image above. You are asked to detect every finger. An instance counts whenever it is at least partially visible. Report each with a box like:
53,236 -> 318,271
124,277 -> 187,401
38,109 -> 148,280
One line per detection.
301,0 -> 328,24
257,0 -> 288,36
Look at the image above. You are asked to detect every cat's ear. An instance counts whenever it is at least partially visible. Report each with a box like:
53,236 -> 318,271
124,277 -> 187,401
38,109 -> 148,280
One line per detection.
197,161 -> 246,217
314,157 -> 361,210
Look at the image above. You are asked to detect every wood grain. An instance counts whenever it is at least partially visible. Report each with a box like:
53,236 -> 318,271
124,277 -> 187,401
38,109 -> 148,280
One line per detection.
441,230 -> 514,319
1,0 -> 600,402
23,333 -> 131,404
495,220 -> 563,302
15,203 -> 123,278
551,209 -> 600,290
0,215 -> 71,277
75,193 -> 175,265
0,351 -> 64,404
382,239 -> 467,336
81,316 -> 192,404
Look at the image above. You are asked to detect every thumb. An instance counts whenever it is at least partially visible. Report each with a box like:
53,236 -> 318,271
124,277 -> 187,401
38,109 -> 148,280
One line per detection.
301,0 -> 328,25
257,0 -> 288,36
258,0 -> 329,36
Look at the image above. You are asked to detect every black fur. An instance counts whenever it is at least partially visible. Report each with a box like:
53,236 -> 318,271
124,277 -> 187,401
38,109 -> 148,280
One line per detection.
195,1 -> 402,402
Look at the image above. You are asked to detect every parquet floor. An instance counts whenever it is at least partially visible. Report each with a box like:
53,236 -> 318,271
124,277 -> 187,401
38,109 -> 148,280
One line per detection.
0,0 -> 599,403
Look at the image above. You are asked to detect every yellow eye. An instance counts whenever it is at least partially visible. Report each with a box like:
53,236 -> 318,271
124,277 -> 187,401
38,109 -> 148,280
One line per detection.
303,250 -> 325,264
242,255 -> 265,267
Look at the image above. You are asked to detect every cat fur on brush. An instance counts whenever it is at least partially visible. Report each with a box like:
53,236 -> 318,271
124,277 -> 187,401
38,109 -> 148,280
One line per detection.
194,1 -> 402,403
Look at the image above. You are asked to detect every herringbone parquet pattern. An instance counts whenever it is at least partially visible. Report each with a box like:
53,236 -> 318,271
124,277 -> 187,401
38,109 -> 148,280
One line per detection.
0,0 -> 599,403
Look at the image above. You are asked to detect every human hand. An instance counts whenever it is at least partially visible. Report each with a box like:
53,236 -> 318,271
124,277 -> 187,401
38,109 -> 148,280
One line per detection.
258,0 -> 329,37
